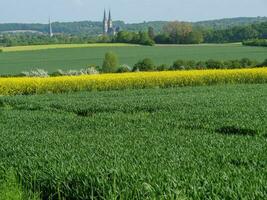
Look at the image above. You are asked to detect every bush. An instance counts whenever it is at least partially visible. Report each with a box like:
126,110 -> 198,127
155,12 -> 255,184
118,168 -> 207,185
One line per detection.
185,60 -> 196,69
0,49 -> 3,53
56,70 -> 80,76
222,60 -> 231,69
20,69 -> 49,77
88,65 -> 102,73
52,67 -> 99,76
102,52 -> 119,73
240,58 -> 254,67
224,60 -> 242,69
80,67 -> 99,75
243,39 -> 267,47
195,61 -> 207,69
259,59 -> 267,67
172,60 -> 186,70
222,58 -> 258,69
205,59 -> 224,69
133,58 -> 155,71
157,64 -> 170,71
116,65 -> 132,73
171,58 -> 259,70
172,60 -> 196,70
50,71 -> 62,77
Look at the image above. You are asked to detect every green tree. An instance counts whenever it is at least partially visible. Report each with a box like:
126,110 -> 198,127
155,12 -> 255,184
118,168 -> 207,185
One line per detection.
185,31 -> 204,44
163,21 -> 193,44
148,26 -> 155,40
102,52 -> 119,73
154,33 -> 171,44
116,31 -> 134,43
138,31 -> 155,46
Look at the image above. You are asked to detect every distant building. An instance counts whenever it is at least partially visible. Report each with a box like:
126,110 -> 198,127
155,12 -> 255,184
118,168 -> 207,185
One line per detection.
103,10 -> 118,36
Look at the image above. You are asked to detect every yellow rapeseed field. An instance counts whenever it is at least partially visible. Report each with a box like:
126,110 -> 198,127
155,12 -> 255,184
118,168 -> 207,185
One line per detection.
0,68 -> 266,95
0,43 -> 137,52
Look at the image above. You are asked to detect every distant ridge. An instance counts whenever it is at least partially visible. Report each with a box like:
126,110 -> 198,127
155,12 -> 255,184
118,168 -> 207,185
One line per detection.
194,17 -> 267,29
0,17 -> 266,36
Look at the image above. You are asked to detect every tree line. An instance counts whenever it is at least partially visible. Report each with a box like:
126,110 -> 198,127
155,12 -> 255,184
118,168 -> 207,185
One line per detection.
203,22 -> 267,43
243,39 -> 267,47
0,34 -> 97,47
0,31 -> 154,47
112,21 -> 267,45
0,21 -> 266,47
101,52 -> 266,73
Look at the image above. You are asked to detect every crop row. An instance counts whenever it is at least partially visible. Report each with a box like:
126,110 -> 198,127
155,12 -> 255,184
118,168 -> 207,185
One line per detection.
0,68 -> 267,95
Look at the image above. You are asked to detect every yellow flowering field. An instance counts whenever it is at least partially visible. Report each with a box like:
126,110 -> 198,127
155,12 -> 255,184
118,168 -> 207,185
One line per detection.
1,43 -> 137,52
0,68 -> 266,95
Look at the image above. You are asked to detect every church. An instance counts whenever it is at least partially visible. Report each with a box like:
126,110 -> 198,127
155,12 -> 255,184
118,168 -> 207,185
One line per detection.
103,10 -> 119,36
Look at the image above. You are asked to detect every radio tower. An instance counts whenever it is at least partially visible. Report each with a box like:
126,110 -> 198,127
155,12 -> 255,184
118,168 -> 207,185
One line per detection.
49,17 -> 53,37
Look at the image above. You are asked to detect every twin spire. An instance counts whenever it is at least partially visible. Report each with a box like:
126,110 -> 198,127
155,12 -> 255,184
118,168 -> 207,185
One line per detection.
49,10 -> 115,37
103,9 -> 114,35
104,9 -> 111,21
103,9 -> 112,25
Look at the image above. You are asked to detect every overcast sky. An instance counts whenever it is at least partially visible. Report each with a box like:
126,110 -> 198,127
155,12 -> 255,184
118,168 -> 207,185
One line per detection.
0,0 -> 266,23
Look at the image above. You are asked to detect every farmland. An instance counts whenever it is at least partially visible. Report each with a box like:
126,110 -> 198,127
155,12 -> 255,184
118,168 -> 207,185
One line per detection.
0,68 -> 266,95
0,43 -> 137,52
0,43 -> 267,75
0,84 -> 266,199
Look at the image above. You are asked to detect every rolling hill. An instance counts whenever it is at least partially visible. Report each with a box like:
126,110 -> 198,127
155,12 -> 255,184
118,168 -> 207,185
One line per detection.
0,17 -> 266,36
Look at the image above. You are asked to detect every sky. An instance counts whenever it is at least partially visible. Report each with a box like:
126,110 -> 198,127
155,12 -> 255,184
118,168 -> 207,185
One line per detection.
0,0 -> 266,24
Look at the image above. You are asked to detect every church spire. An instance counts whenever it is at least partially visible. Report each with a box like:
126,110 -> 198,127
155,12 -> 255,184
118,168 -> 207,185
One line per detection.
108,10 -> 111,21
103,9 -> 108,35
108,10 -> 112,30
102,9 -> 116,36
103,9 -> 107,21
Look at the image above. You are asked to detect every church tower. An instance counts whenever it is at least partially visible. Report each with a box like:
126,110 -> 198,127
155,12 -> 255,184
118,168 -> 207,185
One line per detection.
103,10 -> 108,35
108,10 -> 113,31
103,9 -> 117,36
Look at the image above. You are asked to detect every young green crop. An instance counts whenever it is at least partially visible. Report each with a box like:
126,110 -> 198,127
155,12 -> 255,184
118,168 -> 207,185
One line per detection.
0,84 -> 266,199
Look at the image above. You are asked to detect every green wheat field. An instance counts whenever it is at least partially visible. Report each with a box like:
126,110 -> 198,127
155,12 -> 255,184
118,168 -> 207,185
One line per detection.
0,43 -> 267,74
0,84 -> 266,199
